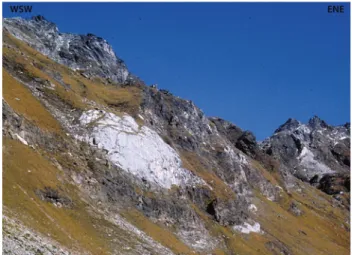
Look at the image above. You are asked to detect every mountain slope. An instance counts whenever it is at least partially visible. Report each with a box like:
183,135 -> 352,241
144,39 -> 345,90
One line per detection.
2,16 -> 350,255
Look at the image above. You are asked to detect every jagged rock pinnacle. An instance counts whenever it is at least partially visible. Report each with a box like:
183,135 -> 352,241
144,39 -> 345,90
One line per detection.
32,15 -> 46,22
308,115 -> 329,129
274,118 -> 300,133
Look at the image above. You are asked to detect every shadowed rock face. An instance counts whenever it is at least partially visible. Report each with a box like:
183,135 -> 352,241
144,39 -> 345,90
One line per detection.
318,173 -> 350,195
3,15 -> 129,83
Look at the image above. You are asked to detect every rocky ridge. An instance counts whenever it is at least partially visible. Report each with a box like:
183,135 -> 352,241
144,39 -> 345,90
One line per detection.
4,15 -> 130,84
2,15 -> 350,255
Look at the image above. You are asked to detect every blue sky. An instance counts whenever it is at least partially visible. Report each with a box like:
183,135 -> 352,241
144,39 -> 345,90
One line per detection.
3,3 -> 350,140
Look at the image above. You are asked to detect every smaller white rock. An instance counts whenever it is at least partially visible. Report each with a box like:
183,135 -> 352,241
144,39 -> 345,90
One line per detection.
248,204 -> 257,213
15,134 -> 28,145
233,222 -> 261,234
266,197 -> 274,202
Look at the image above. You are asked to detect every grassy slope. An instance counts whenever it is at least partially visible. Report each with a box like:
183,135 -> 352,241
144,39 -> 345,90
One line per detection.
121,209 -> 196,255
3,69 -> 63,134
4,138 -> 116,254
3,31 -> 350,255
4,31 -> 142,117
3,32 -> 196,255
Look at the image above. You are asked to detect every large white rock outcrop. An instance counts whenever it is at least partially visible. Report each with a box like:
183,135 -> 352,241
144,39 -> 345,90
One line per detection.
77,110 -> 204,189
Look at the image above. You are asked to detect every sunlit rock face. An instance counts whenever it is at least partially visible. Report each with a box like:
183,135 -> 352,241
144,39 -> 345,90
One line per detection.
3,15 -> 350,255
76,109 -> 205,189
3,15 -> 129,83
260,116 -> 350,183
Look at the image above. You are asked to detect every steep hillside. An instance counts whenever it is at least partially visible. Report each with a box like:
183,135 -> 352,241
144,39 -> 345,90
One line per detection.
2,16 -> 350,255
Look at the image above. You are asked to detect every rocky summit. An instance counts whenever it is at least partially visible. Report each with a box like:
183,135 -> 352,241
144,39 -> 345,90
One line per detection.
4,15 -> 130,84
2,16 -> 350,255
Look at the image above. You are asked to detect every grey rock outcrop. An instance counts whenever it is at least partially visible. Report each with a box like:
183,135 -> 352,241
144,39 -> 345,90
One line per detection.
260,116 -> 350,193
3,15 -> 129,83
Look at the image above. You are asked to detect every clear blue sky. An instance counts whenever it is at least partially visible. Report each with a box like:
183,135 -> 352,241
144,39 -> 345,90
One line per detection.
3,3 -> 350,140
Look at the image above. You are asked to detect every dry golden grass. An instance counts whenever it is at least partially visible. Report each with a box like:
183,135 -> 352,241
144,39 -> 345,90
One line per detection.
3,32 -> 54,68
3,38 -> 87,110
64,73 -> 142,116
4,31 -> 142,116
121,208 -> 196,255
3,69 -> 63,134
2,138 -> 140,254
252,186 -> 350,255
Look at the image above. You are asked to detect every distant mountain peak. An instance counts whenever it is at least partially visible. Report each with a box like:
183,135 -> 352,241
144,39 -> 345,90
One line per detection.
308,115 -> 329,129
274,118 -> 300,133
31,15 -> 47,22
